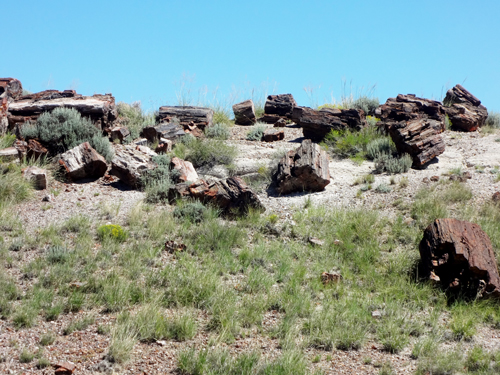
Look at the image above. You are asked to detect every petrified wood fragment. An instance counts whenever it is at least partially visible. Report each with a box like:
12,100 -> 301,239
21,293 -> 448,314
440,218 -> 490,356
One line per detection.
443,84 -> 488,132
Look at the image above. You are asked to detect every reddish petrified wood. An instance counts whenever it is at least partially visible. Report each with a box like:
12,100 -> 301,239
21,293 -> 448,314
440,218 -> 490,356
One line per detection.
443,84 -> 488,132
157,106 -> 214,133
170,157 -> 198,183
419,218 -> 500,298
262,129 -> 284,142
264,94 -> 297,118
59,142 -> 108,181
0,78 -> 23,100
233,99 -> 256,125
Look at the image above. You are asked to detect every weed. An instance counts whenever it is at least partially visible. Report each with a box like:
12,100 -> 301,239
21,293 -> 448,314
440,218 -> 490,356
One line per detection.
246,124 -> 267,141
0,132 -> 16,149
37,357 -> 51,369
374,153 -> 412,174
63,315 -> 95,335
107,320 -> 137,364
366,137 -> 396,160
39,332 -> 56,346
0,165 -> 33,205
46,245 -> 71,264
205,123 -> 231,140
416,349 -> 463,375
375,184 -> 391,193
117,101 -> 155,140
322,125 -> 382,159
19,348 -> 35,363
173,201 -> 210,223
97,224 -> 128,242
174,135 -> 237,168
465,345 -> 490,372
485,112 -> 500,128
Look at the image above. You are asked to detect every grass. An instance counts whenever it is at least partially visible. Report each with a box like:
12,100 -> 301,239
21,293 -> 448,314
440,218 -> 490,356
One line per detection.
116,101 -> 155,141
246,123 -> 267,141
173,135 -> 237,168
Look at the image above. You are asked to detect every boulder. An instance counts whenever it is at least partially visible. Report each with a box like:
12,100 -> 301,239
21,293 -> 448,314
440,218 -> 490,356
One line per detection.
233,100 -> 256,125
170,157 -> 198,183
387,118 -> 446,168
168,176 -> 264,214
264,94 -> 296,118
262,129 -> 284,142
59,142 -> 108,180
375,94 -> 446,132
109,144 -> 156,188
292,106 -> 366,142
7,90 -> 117,131
274,139 -> 330,194
141,122 -> 185,143
110,126 -> 130,143
23,166 -> 47,190
0,147 -> 19,162
157,106 -> 214,133
443,84 -> 488,132
0,78 -> 23,100
419,218 -> 500,298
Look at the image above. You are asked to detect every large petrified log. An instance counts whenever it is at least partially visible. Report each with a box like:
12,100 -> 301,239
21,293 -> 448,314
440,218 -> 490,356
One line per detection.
292,106 -> 366,142
264,94 -> 296,118
59,142 -> 108,181
170,157 -> 198,183
387,118 -> 445,168
232,99 -> 256,125
274,139 -> 330,194
109,144 -> 156,188
443,84 -> 488,132
375,94 -> 446,132
0,78 -> 23,100
7,90 -> 117,131
168,176 -> 264,215
419,218 -> 500,298
141,122 -> 185,143
157,106 -> 214,133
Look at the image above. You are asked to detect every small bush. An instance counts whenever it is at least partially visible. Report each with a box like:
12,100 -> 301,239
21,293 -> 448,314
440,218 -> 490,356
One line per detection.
352,96 -> 379,115
174,136 -> 237,168
173,201 -> 209,223
20,107 -> 113,160
375,184 -> 391,193
39,333 -> 56,346
205,123 -> 231,140
117,101 -> 155,140
97,224 -> 127,242
46,245 -> 70,264
485,112 -> 500,129
37,358 -> 51,369
0,133 -> 16,149
375,153 -> 412,174
19,348 -> 34,363
0,166 -> 33,205
366,137 -> 396,160
246,124 -> 266,141
140,154 -> 178,203
322,124 -> 383,159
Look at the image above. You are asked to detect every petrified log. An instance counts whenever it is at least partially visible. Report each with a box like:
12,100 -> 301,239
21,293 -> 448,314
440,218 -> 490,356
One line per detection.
419,218 -> 500,298
59,142 -> 108,181
109,144 -> 156,188
110,127 -> 130,143
233,100 -> 256,125
375,94 -> 446,132
387,118 -> 445,168
274,139 -> 330,194
168,176 -> 264,214
0,147 -> 19,162
264,94 -> 296,118
292,106 -> 366,142
155,138 -> 173,154
0,78 -> 23,100
7,91 -> 117,131
262,129 -> 284,142
157,106 -> 214,132
170,157 -> 198,183
443,84 -> 488,132
14,139 -> 49,161
141,122 -> 186,143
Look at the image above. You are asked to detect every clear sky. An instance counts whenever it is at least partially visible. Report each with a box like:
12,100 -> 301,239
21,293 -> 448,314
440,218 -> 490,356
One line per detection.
4,0 -> 499,112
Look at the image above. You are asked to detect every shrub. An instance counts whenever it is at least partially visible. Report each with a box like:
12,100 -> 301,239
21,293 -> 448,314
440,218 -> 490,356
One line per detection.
485,112 -> 500,129
19,348 -> 34,363
20,107 -> 113,160
173,201 -> 209,223
117,101 -> 155,140
0,133 -> 16,149
140,155 -> 178,203
205,123 -> 231,140
246,124 -> 266,141
352,96 -> 379,115
174,135 -> 237,168
97,224 -> 127,242
0,165 -> 33,205
322,124 -> 382,159
366,137 -> 396,160
46,245 -> 70,264
375,153 -> 412,174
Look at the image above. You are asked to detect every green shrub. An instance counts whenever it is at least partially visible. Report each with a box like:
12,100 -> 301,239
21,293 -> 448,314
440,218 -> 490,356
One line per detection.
375,153 -> 412,174
140,155 -> 178,203
174,135 -> 237,168
97,224 -> 127,242
173,201 -> 210,223
19,348 -> 34,363
0,133 -> 16,149
20,107 -> 113,160
485,112 -> 500,129
352,96 -> 379,115
46,245 -> 71,264
322,124 -> 382,159
205,123 -> 231,140
246,124 -> 266,141
366,137 -> 396,160
117,101 -> 155,140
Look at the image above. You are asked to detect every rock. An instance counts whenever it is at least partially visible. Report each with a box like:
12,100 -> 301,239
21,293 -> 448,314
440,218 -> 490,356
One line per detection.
155,138 -> 173,154
0,78 -> 23,101
233,99 -> 256,125
157,106 -> 214,133
321,271 -> 342,285
133,138 -> 148,146
59,142 -> 108,181
422,177 -> 430,183
1,98 -> 8,135
54,361 -> 76,375
274,139 -> 330,194
42,194 -> 53,202
387,118 -> 445,168
23,166 -> 47,190
430,175 -> 440,182
264,94 -> 297,118
493,192 -> 500,203
262,129 -> 284,142
309,237 -> 325,246
168,176 -> 264,215
443,84 -> 488,132
375,94 -> 446,132
419,218 -> 500,298
170,157 -> 198,183
371,310 -> 382,319
165,240 -> 186,254
14,139 -> 48,160
110,126 -> 130,143
0,147 -> 19,162
292,106 -> 366,141
274,117 -> 287,127
141,122 -> 185,143
109,144 -> 156,188
8,91 -> 117,131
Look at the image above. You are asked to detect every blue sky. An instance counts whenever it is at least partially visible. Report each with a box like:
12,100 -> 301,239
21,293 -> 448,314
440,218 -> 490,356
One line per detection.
5,1 -> 499,112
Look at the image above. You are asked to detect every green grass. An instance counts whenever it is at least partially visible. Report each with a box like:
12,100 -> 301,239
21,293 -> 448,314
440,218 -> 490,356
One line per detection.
117,101 -> 155,141
173,135 -> 237,168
